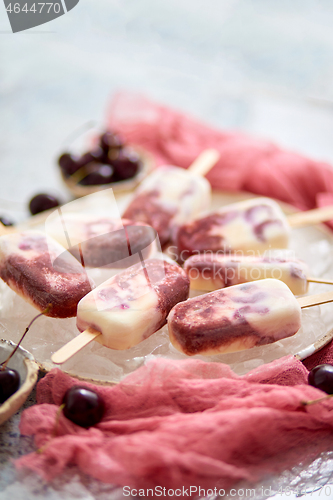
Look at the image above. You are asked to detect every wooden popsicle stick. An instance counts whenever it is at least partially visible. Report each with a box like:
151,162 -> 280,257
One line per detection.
0,224 -> 16,236
307,277 -> 333,286
188,148 -> 220,177
51,328 -> 101,365
298,290 -> 333,309
287,206 -> 333,228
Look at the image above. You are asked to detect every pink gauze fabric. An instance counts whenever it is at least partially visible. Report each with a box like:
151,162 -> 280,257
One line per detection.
107,92 -> 333,219
16,358 -> 333,493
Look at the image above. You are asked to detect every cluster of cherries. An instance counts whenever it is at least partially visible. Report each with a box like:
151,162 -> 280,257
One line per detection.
0,132 -> 142,222
58,131 -> 142,186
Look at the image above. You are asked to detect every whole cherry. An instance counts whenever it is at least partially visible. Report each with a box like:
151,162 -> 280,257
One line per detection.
112,149 -> 141,181
62,386 -> 105,428
308,364 -> 333,394
29,194 -> 61,216
100,132 -> 124,152
58,153 -> 80,176
0,367 -> 20,404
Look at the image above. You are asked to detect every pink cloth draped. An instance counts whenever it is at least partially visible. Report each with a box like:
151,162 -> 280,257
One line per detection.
16,358 -> 333,493
107,92 -> 333,215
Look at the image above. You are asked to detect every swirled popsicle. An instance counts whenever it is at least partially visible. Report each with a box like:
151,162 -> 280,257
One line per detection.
51,258 -> 190,363
46,213 -> 158,269
175,197 -> 291,261
0,231 -> 93,318
184,252 -> 310,295
122,150 -> 219,246
168,279 -> 302,356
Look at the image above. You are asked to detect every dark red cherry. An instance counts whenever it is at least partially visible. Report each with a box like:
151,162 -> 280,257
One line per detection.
100,132 -> 124,152
58,153 -> 80,176
62,386 -> 105,428
29,194 -> 61,215
0,367 -> 20,404
112,150 -> 141,180
78,164 -> 115,186
0,217 -> 14,227
308,364 -> 333,394
77,147 -> 107,167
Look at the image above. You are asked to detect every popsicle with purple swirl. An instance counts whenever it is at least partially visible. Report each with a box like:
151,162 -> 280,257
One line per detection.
122,149 -> 220,246
168,279 -> 302,356
45,212 -> 158,269
51,258 -> 190,363
175,197 -> 291,262
184,251 -> 310,295
0,231 -> 93,318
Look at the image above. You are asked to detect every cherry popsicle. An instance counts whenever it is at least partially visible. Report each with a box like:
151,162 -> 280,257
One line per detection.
122,149 -> 220,246
45,213 -> 158,269
168,279 -> 333,356
184,251 -> 333,295
51,258 -> 190,364
0,231 -> 93,318
174,197 -> 333,262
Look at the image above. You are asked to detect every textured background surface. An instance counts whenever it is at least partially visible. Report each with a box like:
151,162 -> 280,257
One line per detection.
1,1 -> 333,498
1,0 -> 333,221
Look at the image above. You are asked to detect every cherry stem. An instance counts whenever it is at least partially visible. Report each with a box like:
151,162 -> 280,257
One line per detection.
1,304 -> 52,370
301,394 -> 333,406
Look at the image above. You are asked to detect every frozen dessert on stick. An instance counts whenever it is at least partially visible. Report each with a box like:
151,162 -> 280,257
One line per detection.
0,224 -> 15,236
122,149 -> 219,246
0,231 -> 93,318
175,198 -> 333,261
175,197 -> 290,260
45,213 -> 158,269
168,279 -> 333,356
51,258 -> 190,363
184,251 -> 333,295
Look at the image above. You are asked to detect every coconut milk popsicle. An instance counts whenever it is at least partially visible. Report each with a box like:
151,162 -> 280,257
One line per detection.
184,252 -> 310,295
175,197 -> 291,261
46,213 -> 158,269
76,259 -> 190,350
123,150 -> 219,246
168,279 -> 302,356
0,231 -> 93,318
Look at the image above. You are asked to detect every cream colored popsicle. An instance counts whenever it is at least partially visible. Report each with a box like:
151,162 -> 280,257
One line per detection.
51,258 -> 190,363
168,279 -> 333,356
0,231 -> 93,318
175,197 -> 291,262
122,149 -> 219,246
45,213 -> 158,269
168,279 -> 302,356
184,252 -> 310,295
